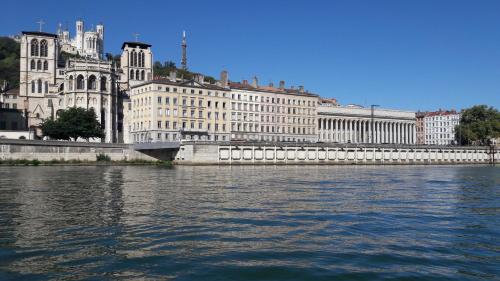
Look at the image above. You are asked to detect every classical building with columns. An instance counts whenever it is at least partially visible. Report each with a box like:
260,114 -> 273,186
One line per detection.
317,104 -> 417,144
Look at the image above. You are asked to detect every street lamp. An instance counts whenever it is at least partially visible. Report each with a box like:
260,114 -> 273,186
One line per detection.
23,99 -> 31,140
371,104 -> 380,144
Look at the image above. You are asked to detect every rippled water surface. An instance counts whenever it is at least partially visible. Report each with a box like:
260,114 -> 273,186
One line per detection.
0,165 -> 499,280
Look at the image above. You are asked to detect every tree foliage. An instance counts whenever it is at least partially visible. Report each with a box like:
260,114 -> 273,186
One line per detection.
40,107 -> 105,141
0,37 -> 20,89
455,105 -> 500,145
153,60 -> 217,83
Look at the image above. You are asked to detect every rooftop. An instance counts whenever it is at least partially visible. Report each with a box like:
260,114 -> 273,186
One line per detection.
121,41 -> 152,49
22,31 -> 58,38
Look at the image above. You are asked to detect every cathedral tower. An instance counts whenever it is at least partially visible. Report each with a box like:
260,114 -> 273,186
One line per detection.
75,20 -> 84,51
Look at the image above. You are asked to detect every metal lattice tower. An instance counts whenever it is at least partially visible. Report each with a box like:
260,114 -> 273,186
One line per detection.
181,31 -> 187,70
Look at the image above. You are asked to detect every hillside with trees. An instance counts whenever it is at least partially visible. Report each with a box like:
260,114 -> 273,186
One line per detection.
153,60 -> 216,84
0,37 -> 20,89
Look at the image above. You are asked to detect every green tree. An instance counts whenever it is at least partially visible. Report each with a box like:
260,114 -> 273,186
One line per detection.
455,105 -> 500,145
41,107 -> 105,141
0,37 -> 20,89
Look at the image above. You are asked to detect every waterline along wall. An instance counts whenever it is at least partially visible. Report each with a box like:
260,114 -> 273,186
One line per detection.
0,139 -> 497,165
0,139 -> 156,162
175,142 -> 499,165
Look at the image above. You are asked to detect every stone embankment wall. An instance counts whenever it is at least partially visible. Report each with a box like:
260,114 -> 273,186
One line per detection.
175,142 -> 499,165
0,139 -> 155,162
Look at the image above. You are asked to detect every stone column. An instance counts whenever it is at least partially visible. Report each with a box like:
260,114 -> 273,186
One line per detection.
395,123 -> 399,144
376,122 -> 380,143
362,121 -> 366,143
406,123 -> 410,144
334,119 -> 338,142
384,122 -> 388,143
389,122 -> 394,143
412,124 -> 416,144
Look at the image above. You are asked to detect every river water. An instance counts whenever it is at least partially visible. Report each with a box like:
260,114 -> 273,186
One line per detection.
0,165 -> 498,280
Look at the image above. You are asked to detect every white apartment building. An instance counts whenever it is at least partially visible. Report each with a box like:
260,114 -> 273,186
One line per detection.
424,110 -> 460,145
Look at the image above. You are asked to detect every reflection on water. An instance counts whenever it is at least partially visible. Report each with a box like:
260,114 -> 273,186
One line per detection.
0,165 -> 499,280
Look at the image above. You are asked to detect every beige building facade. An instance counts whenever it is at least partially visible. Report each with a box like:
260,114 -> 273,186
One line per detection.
128,73 -> 231,143
229,79 -> 319,142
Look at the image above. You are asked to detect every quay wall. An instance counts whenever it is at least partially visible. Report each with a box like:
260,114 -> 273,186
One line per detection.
175,142 -> 499,165
0,139 -> 156,162
1,140 -> 498,165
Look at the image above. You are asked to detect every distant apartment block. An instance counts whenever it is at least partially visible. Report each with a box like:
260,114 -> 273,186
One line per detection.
423,110 -> 461,145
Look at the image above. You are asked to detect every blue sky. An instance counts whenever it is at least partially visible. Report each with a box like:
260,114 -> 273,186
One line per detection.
1,0 -> 499,111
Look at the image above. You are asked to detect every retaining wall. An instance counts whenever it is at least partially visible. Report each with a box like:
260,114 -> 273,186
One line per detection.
0,139 -> 156,162
175,142 -> 499,165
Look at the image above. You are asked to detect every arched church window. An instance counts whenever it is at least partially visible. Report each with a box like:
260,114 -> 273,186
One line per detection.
30,60 -> 35,70
136,70 -> 140,81
141,70 -> 145,81
37,79 -> 42,93
140,52 -> 145,67
130,69 -> 134,80
88,75 -> 97,90
43,61 -> 48,71
68,75 -> 74,90
133,52 -> 137,67
44,81 -> 48,93
31,39 -> 39,56
40,40 -> 48,57
31,81 -> 35,93
76,75 -> 84,90
37,60 -> 41,70
100,77 -> 107,91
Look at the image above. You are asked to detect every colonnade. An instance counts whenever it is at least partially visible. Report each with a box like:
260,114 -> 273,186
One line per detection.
317,117 -> 416,144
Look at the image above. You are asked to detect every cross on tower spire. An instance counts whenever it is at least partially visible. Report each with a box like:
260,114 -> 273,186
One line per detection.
36,19 -> 45,32
133,32 -> 140,42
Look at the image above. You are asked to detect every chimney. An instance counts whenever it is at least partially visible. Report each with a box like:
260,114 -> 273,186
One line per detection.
279,80 -> 285,89
195,73 -> 204,84
269,82 -> 274,87
298,85 -> 304,92
252,76 -> 258,87
169,70 -> 177,82
220,70 -> 228,88
242,80 -> 248,85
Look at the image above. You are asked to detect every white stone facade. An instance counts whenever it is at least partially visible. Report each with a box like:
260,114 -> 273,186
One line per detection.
58,20 -> 104,60
317,105 -> 417,144
19,30 -> 121,143
424,111 -> 460,145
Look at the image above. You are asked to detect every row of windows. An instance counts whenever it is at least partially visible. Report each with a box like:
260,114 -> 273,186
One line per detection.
231,93 -> 316,107
134,85 -> 228,98
67,75 -> 107,91
30,60 -> 48,71
30,39 -> 48,57
86,37 -> 100,50
426,134 -> 454,139
133,96 -> 227,109
30,79 -> 49,94
230,123 -> 315,135
0,103 -> 17,109
130,69 -> 146,81
129,50 -> 146,67
133,133 -> 227,142
133,121 -> 227,132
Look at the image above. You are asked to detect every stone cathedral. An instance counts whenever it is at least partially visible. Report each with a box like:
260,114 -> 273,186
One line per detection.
19,20 -> 153,143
